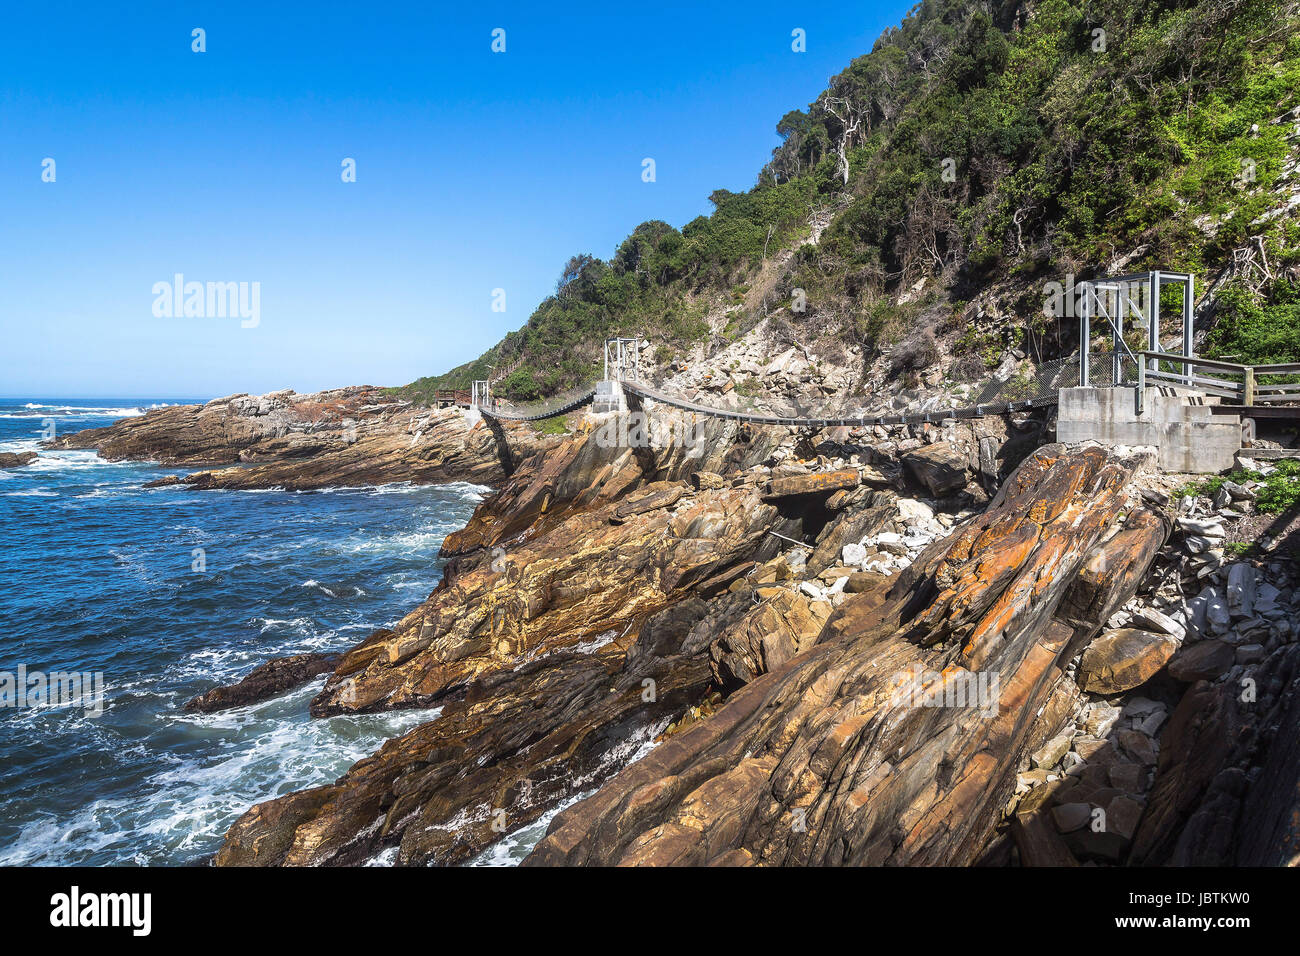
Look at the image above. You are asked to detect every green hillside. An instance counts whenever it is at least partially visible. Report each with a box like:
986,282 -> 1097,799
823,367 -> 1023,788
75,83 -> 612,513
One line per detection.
397,0 -> 1300,404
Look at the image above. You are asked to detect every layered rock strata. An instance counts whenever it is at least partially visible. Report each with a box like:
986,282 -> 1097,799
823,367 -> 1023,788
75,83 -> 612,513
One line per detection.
48,387 -> 552,490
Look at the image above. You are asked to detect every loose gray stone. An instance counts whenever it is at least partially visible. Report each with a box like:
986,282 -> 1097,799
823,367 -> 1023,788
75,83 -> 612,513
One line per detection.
1221,480 -> 1255,501
1052,802 -> 1092,833
1121,696 -> 1163,718
1137,711 -> 1168,736
1205,589 -> 1232,636
1031,733 -> 1073,770
1129,607 -> 1186,641
1236,643 -> 1265,664
1179,517 -> 1226,539
1226,563 -> 1257,619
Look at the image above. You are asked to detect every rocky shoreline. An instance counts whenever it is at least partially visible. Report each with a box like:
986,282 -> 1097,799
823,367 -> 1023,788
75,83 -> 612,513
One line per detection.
48,386 -> 554,491
55,391 -> 1300,866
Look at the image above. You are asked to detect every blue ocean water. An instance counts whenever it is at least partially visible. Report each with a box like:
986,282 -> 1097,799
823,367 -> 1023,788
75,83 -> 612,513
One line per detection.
0,399 -> 485,865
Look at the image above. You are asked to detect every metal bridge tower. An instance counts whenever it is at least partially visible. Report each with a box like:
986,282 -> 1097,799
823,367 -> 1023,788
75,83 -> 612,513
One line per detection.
603,337 -> 642,383
594,337 -> 641,413
1077,270 -> 1194,389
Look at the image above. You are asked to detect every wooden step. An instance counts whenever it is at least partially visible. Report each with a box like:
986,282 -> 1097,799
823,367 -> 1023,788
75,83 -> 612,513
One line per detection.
1211,405 -> 1300,419
1238,447 -> 1300,459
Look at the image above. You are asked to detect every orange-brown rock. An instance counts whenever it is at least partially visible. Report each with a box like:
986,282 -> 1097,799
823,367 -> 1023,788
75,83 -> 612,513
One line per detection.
709,589 -> 833,688
524,445 -> 1161,866
1077,628 -> 1179,695
0,451 -> 37,468
211,424 -> 846,866
216,600 -> 720,866
440,414 -> 779,567
211,438 -> 1198,869
765,468 -> 860,499
309,476 -> 793,715
1057,508 -> 1170,629
440,421 -> 646,560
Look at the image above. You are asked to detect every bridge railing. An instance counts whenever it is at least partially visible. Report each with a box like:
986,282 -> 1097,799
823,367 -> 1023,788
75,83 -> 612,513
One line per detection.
1137,351 -> 1300,405
620,356 -> 1078,427
434,388 -> 471,406
480,381 -> 601,421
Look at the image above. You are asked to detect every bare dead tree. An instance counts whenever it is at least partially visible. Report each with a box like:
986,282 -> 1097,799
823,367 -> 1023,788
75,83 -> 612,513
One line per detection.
820,94 -> 865,186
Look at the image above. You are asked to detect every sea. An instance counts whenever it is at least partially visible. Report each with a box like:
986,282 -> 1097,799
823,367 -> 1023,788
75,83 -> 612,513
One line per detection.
0,398 -> 494,865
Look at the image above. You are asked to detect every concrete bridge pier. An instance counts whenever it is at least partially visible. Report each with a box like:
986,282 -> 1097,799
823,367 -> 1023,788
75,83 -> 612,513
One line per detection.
591,380 -> 627,414
1056,385 -> 1241,473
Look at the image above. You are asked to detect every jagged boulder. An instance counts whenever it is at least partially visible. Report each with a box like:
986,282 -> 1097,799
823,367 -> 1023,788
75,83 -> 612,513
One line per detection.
1167,640 -> 1235,682
0,452 -> 36,468
709,589 -> 832,687
765,468 -> 860,499
901,442 -> 969,496
1077,628 -> 1179,695
183,653 -> 341,713
309,476 -> 792,716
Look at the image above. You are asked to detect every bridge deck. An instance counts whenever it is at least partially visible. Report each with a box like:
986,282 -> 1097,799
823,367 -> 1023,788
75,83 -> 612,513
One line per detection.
478,387 -> 597,422
621,381 -> 1052,427
476,380 -> 1297,429
478,380 -> 1055,426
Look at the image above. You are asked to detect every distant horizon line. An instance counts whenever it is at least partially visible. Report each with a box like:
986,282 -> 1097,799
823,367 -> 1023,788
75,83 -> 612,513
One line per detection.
0,387 -> 397,402
0,395 -> 211,402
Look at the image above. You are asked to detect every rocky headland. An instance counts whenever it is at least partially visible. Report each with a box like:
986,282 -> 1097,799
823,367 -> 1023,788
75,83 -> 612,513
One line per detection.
52,385 -> 1300,866
47,386 -> 554,490
53,383 -> 1274,869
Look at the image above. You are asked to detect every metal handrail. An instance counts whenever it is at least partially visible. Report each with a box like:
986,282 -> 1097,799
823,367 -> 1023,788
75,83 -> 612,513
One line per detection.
1136,350 -> 1300,407
1137,351 -> 1248,373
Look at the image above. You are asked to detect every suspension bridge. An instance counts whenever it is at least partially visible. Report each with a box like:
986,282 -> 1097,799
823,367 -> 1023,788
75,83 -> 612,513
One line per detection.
447,269 -> 1299,472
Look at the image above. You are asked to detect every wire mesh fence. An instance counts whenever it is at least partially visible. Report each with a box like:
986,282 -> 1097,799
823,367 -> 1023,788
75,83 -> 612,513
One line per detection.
489,356 -> 1087,427
483,382 -> 600,421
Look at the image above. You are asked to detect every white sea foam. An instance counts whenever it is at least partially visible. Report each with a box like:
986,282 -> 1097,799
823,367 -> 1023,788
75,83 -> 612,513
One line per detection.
465,789 -> 595,867
17,402 -> 171,417
0,431 -> 479,867
0,683 -> 437,866
464,719 -> 669,867
299,579 -> 365,598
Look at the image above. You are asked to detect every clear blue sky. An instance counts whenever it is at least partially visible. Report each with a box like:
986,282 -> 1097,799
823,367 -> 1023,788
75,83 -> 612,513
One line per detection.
0,1 -> 911,399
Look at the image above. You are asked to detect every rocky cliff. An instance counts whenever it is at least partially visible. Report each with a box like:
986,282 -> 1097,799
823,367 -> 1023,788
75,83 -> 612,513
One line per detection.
53,385 -> 1299,866
202,400 -> 1300,868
